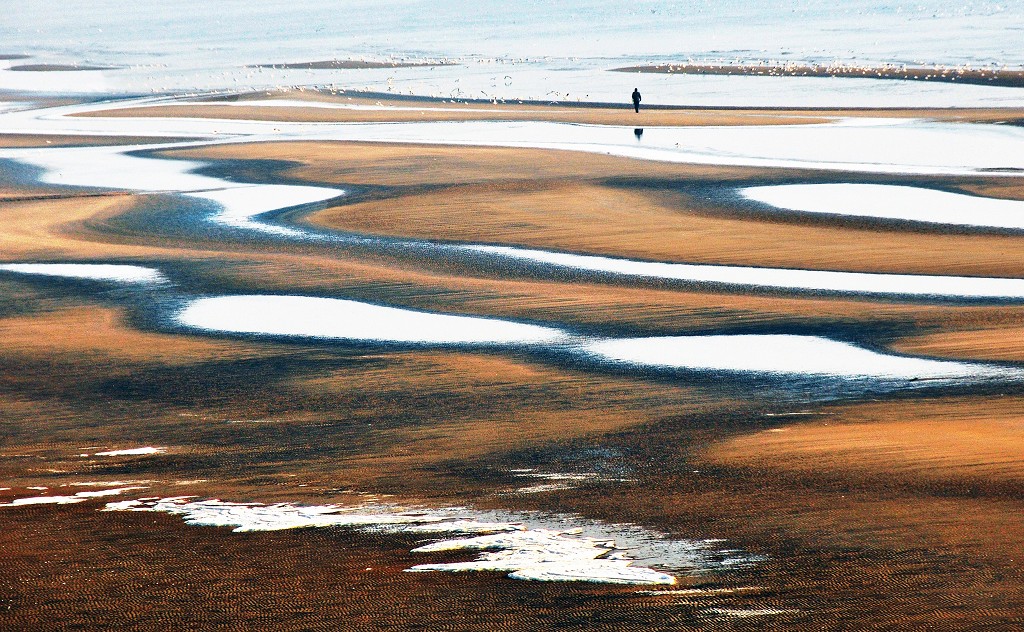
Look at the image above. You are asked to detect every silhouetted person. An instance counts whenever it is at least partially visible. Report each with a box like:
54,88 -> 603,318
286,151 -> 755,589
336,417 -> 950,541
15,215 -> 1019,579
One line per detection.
632,88 -> 641,113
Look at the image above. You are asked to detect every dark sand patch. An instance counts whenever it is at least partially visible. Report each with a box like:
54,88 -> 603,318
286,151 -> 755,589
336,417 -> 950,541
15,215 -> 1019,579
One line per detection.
0,134 -> 196,148
8,64 -> 115,72
612,62 -> 1024,88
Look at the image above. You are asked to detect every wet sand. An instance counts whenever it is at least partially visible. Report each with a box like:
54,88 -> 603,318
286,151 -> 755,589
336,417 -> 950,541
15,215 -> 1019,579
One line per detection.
82,99 -> 835,126
80,92 -> 1024,124
4,97 -> 1024,628
0,134 -> 195,148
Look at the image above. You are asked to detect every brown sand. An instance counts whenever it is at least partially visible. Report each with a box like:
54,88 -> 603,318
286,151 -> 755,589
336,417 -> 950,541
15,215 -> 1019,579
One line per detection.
0,194 -> 177,259
0,306 -> 254,364
311,176 -> 1024,277
704,396 -> 1024,489
0,133 -> 194,148
894,325 -> 1024,361
174,140 -> 1024,278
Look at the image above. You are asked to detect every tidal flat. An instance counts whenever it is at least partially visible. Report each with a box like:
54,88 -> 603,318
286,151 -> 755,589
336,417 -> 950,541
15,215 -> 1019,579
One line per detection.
2,89 -> 1024,629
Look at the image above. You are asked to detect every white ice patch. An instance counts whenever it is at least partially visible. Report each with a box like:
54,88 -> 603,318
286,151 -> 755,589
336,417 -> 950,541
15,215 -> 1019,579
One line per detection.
103,497 -> 735,585
0,263 -> 166,284
93,447 -> 165,456
0,144 -> 343,238
0,143 -> 343,237
742,183 -> 1024,230
582,334 -> 1012,382
187,184 -> 341,236
708,608 -> 800,618
176,295 -> 567,345
305,118 -> 1024,177
514,483 -> 578,494
103,498 -> 495,532
512,471 -> 633,494
0,67 -> 108,94
461,244 -> 1024,300
0,486 -> 145,507
1,144 -> 223,192
409,529 -> 675,584
175,294 -> 1016,384
68,480 -> 152,487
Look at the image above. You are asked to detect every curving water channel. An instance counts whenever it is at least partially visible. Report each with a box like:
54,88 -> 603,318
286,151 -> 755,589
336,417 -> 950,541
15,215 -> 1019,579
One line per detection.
1,96 -> 1024,390
5,125 -> 1024,300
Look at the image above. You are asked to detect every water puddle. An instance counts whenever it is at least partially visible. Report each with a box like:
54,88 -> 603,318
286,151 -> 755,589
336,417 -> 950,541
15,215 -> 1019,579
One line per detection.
742,183 -> 1024,230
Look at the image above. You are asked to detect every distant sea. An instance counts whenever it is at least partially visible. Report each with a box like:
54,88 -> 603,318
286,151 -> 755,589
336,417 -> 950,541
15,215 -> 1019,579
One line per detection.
3,0 -> 1024,106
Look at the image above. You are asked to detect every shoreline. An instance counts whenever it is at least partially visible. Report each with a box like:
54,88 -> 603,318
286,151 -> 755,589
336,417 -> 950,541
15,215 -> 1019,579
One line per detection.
202,88 -> 1024,114
251,59 -> 455,70
73,90 -> 1024,127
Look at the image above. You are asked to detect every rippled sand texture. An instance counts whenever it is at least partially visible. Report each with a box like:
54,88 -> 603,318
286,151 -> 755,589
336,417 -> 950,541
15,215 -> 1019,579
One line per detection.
4,96 -> 1024,629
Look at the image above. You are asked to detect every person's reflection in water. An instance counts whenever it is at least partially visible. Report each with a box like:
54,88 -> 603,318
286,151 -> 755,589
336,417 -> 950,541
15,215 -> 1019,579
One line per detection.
634,128 -> 644,141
